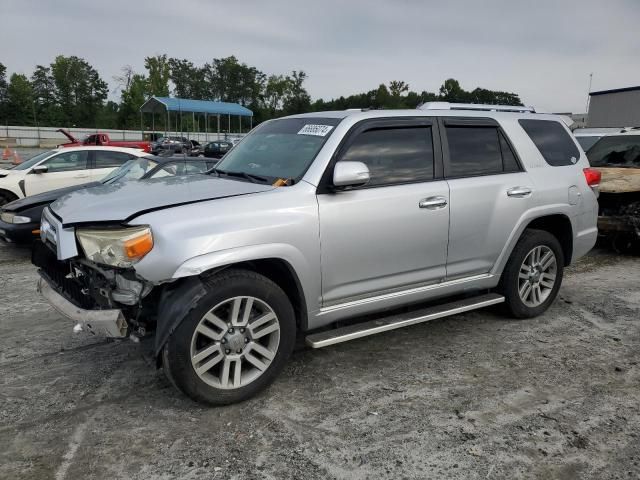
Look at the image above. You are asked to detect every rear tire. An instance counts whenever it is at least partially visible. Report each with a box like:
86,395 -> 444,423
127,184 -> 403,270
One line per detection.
162,269 -> 296,405
497,229 -> 564,318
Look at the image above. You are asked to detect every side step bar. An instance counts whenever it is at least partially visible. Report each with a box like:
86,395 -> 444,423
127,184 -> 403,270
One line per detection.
305,293 -> 504,348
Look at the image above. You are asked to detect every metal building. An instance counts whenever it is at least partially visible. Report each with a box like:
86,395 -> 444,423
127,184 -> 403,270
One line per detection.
587,86 -> 640,127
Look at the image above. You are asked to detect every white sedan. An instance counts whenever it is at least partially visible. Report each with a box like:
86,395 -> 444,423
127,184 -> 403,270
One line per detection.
0,146 -> 149,205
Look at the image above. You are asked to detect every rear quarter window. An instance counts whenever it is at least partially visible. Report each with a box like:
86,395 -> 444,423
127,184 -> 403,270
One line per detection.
519,119 -> 580,166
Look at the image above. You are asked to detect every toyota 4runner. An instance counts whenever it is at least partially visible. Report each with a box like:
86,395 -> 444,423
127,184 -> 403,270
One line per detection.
33,103 -> 599,405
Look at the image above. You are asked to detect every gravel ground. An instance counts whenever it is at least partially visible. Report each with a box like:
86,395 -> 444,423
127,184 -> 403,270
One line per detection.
0,243 -> 639,480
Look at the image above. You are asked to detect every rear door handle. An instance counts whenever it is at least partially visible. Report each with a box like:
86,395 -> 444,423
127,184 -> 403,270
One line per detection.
507,187 -> 532,198
419,196 -> 448,209
74,174 -> 90,179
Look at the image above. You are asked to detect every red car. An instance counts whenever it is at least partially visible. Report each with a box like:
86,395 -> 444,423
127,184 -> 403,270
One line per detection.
57,129 -> 151,153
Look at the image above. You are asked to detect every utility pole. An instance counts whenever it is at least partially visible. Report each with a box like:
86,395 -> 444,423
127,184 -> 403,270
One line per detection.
585,73 -> 593,114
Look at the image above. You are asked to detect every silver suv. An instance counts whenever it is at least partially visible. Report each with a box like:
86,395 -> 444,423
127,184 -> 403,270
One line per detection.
34,103 -> 599,405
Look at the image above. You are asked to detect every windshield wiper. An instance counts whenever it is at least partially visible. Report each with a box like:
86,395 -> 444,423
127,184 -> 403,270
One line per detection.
210,168 -> 269,184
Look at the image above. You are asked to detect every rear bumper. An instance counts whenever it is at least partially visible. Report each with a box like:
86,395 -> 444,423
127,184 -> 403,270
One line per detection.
0,219 -> 38,244
37,275 -> 127,338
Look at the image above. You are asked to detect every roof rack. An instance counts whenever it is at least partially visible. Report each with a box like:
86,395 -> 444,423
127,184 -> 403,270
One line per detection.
417,102 -> 536,113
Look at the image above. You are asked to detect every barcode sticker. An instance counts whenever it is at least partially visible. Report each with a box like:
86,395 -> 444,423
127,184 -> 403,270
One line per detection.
297,124 -> 333,137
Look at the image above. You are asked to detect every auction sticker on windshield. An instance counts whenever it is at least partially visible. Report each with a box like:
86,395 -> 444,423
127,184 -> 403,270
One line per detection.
297,124 -> 334,137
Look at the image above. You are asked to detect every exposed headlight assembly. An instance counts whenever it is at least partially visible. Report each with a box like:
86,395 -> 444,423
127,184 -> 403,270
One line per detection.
76,226 -> 153,268
0,212 -> 32,224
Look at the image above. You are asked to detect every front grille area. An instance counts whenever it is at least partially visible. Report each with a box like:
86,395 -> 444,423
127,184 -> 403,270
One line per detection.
32,240 -> 94,309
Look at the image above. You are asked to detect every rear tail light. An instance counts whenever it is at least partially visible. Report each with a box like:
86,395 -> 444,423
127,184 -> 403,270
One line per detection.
583,167 -> 601,197
583,168 -> 601,187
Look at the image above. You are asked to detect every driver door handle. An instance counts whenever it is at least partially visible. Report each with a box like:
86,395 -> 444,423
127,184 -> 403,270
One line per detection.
419,196 -> 448,209
74,174 -> 90,179
507,187 -> 533,198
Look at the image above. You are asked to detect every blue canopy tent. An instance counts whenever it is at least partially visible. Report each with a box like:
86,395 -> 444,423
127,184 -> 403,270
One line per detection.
139,96 -> 253,141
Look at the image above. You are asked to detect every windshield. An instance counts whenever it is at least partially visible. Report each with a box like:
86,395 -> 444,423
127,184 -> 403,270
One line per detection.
586,135 -> 640,168
100,157 -> 159,183
576,136 -> 602,152
11,150 -> 56,170
214,117 -> 342,182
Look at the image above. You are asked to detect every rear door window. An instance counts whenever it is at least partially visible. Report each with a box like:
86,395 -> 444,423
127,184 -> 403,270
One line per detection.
586,135 -> 640,168
445,126 -> 503,177
338,126 -> 434,186
519,119 -> 580,166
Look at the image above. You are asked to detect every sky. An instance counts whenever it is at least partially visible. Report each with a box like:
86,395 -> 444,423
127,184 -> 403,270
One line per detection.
2,0 -> 639,113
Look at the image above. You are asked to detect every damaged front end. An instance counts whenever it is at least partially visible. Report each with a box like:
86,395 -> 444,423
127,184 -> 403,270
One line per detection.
32,240 -> 156,338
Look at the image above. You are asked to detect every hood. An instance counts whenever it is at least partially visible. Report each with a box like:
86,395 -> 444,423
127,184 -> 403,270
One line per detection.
50,174 -> 274,226
57,128 -> 79,143
2,182 -> 101,212
595,167 -> 640,193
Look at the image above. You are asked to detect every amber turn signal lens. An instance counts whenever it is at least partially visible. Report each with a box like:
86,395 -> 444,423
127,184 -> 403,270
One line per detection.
123,232 -> 154,259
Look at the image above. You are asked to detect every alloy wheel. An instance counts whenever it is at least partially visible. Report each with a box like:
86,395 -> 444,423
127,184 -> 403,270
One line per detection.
190,296 -> 280,389
518,245 -> 557,308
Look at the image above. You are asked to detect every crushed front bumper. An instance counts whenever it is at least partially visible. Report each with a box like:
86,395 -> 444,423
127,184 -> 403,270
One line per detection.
37,275 -> 127,338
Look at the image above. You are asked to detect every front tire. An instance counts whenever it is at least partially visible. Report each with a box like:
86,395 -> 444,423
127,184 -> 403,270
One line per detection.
0,190 -> 18,207
498,229 -> 564,318
162,269 -> 296,405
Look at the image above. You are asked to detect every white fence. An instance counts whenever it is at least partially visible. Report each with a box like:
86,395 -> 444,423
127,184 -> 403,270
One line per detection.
0,125 -> 245,148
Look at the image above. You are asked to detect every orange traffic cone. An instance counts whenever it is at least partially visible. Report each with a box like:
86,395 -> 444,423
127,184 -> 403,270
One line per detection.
12,150 -> 22,165
2,147 -> 11,160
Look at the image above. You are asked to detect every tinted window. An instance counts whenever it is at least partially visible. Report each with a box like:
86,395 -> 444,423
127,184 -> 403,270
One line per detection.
446,126 -> 503,177
500,132 -> 520,172
42,150 -> 89,172
519,119 -> 580,166
93,151 -> 133,169
586,135 -> 640,168
339,127 -> 434,186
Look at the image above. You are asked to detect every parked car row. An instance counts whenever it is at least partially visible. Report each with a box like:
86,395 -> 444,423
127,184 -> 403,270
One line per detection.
0,147 -> 218,243
150,136 -> 234,158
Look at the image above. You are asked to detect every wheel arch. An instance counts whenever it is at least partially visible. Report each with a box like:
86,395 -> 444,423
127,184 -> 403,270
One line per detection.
492,210 -> 575,276
0,187 -> 21,202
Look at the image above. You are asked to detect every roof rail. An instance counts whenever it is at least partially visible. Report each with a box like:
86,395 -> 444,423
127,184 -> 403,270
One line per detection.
418,102 -> 536,113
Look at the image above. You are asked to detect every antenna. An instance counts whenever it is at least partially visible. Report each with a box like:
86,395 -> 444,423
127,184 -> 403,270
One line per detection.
585,73 -> 593,114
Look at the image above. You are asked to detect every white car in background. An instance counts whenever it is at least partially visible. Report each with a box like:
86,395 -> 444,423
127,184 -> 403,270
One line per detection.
0,146 -> 149,205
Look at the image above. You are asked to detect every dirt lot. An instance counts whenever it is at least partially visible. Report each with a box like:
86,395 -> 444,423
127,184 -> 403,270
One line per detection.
0,243 -> 639,480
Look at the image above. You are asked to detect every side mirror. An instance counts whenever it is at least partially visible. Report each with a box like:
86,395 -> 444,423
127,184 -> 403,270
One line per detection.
332,161 -> 370,189
31,165 -> 48,174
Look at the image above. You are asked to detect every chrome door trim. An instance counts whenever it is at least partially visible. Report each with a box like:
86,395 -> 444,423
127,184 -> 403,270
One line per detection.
319,273 -> 494,315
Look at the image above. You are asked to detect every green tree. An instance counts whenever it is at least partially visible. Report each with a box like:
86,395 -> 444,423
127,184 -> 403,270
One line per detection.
168,58 -> 206,99
0,62 -> 7,123
203,56 -> 265,106
388,80 -> 409,98
438,78 -> 467,102
49,55 -> 108,126
6,73 -> 34,125
282,71 -> 310,115
118,73 -> 147,129
31,65 -> 63,125
263,75 -> 289,115
144,54 -> 170,97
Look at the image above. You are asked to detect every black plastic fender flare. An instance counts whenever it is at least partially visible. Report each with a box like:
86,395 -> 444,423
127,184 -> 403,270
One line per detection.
154,276 -> 208,361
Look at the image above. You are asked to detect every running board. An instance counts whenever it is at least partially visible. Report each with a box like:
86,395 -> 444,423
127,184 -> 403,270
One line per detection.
305,293 -> 504,348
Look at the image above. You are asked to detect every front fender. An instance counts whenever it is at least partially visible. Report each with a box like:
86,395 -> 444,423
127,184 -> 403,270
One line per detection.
171,243 -> 320,319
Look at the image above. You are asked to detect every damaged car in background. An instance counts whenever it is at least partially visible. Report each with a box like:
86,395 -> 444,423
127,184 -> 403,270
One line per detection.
586,129 -> 640,252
